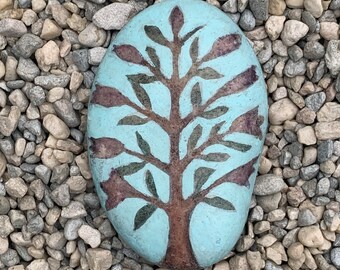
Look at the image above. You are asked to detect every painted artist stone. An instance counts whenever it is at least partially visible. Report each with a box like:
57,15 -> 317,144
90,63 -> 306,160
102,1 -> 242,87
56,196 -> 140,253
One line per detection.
88,0 -> 268,269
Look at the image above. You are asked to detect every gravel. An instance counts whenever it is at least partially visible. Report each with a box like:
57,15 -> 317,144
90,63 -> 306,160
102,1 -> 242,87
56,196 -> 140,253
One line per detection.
0,0 -> 340,269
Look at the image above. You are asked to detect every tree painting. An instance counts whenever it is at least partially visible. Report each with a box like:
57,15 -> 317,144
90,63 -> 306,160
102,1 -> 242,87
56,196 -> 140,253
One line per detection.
89,6 -> 264,270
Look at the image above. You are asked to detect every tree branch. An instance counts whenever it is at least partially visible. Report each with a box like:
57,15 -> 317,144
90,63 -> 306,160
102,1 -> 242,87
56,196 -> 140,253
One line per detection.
181,66 -> 258,129
125,148 -> 169,173
92,85 -> 172,133
187,157 -> 258,203
101,169 -> 167,210
180,132 -> 225,170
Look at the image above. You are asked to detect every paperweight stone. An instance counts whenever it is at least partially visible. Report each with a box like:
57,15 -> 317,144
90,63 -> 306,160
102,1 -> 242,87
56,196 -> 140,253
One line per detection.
88,0 -> 268,268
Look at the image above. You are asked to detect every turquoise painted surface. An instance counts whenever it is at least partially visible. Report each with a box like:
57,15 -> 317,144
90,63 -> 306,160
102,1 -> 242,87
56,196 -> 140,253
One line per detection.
87,0 -> 268,268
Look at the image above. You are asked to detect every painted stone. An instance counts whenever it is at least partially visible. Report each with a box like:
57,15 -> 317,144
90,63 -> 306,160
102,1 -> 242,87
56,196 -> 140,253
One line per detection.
87,0 -> 268,269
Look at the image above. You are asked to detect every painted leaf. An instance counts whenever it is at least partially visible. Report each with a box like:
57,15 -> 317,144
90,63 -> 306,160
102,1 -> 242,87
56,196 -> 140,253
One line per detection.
197,67 -> 223,80
209,121 -> 226,136
146,47 -> 160,68
201,106 -> 228,119
190,83 -> 202,107
116,161 -> 146,176
134,204 -> 157,230
118,115 -> 149,125
182,25 -> 204,43
229,107 -> 264,139
145,170 -> 158,198
144,25 -> 169,46
200,153 -> 229,162
127,74 -> 157,84
136,131 -> 151,156
190,37 -> 199,63
216,157 -> 257,187
187,124 -> 202,152
113,45 -> 145,65
194,167 -> 215,193
92,85 -> 128,107
221,140 -> 251,152
130,82 -> 152,109
90,137 -> 124,159
217,65 -> 258,97
170,6 -> 184,35
205,34 -> 241,61
203,197 -> 235,211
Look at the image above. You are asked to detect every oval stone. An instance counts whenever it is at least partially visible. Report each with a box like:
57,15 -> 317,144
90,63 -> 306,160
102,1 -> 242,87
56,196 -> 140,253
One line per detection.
87,0 -> 268,269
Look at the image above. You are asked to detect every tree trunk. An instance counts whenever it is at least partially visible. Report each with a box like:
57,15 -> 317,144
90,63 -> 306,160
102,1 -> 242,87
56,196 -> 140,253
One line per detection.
162,203 -> 199,270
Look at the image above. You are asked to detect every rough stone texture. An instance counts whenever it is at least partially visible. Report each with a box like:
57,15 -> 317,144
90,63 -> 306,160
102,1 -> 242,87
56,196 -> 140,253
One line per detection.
0,19 -> 27,37
254,174 -> 287,195
93,3 -> 136,30
281,20 -> 309,46
325,40 -> 340,76
0,1 -> 340,269
269,98 -> 299,124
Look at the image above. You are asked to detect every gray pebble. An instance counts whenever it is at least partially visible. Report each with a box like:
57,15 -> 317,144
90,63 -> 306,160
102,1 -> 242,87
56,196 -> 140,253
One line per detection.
6,80 -> 25,90
300,165 -> 319,180
305,92 -> 326,111
16,58 -> 40,82
258,39 -> 272,64
0,249 -> 20,267
72,49 -> 90,72
28,86 -> 46,106
298,208 -> 317,226
51,164 -> 69,184
12,34 -> 43,58
64,218 -> 84,240
254,174 -> 286,196
88,47 -> 106,66
249,0 -> 268,20
51,184 -> 70,207
83,71 -> 95,88
288,45 -> 303,61
331,247 -> 340,268
14,244 -> 32,261
61,29 -> 79,45
53,99 -> 80,128
312,196 -> 330,205
301,11 -> 316,33
239,9 -> 256,31
335,74 -> 340,93
26,215 -> 44,235
24,120 -> 42,136
286,142 -> 303,159
318,140 -> 333,163
70,128 -> 84,143
0,138 -> 14,155
0,19 -> 27,38
0,196 -> 10,215
334,235 -> 340,247
312,60 -> 325,83
330,0 -> 340,9
284,59 -> 307,77
35,165 -> 51,184
290,156 -> 302,169
34,74 -> 70,90
316,177 -> 330,196
18,0 -> 31,8
20,163 -> 37,173
8,210 -> 26,228
304,41 -> 325,60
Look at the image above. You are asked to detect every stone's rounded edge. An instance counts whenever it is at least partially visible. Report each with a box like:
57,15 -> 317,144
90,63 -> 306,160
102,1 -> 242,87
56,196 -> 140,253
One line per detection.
87,0 -> 268,268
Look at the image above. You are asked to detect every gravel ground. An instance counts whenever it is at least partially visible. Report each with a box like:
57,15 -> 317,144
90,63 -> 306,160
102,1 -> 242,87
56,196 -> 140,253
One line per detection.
0,0 -> 340,269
